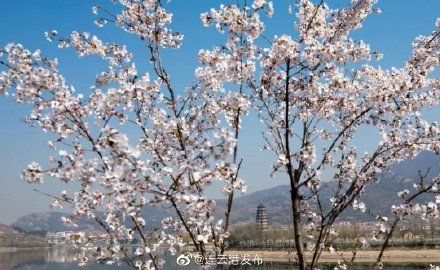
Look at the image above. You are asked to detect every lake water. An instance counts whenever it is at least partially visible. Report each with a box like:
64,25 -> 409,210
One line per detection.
0,248 -> 432,270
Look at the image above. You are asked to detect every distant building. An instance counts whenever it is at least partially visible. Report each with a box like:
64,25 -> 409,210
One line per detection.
256,203 -> 268,230
46,231 -> 73,245
402,229 -> 416,240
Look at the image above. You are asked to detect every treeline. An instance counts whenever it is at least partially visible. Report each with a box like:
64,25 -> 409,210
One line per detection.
227,219 -> 440,250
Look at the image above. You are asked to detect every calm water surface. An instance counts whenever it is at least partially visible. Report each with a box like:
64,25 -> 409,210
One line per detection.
0,248 -> 432,270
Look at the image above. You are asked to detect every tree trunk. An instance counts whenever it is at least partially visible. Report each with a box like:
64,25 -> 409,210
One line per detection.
291,182 -> 306,270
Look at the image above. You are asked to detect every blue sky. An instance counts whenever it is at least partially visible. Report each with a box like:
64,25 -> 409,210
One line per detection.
0,0 -> 439,224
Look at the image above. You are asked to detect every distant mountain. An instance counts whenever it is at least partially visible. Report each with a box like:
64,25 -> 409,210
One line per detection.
12,151 -> 439,232
12,212 -> 102,234
11,206 -> 176,234
216,151 -> 439,224
359,151 -> 439,218
391,151 -> 439,180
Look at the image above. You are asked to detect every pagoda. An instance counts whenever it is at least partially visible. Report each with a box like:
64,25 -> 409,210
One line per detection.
256,202 -> 268,230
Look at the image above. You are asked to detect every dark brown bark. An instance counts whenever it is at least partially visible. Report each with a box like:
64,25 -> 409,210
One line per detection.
291,182 -> 306,269
283,59 -> 307,270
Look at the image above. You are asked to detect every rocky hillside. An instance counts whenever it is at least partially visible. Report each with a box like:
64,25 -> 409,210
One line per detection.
11,212 -> 105,234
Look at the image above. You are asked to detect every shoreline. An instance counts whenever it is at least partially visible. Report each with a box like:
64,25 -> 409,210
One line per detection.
2,246 -> 440,264
225,249 -> 440,264
0,246 -> 51,253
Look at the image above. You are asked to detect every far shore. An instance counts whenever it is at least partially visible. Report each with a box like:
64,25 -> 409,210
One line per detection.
0,246 -> 50,253
225,249 -> 440,264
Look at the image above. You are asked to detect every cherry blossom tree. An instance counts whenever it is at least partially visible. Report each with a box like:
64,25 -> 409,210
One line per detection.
0,0 -> 439,269
0,0 -> 249,269
373,170 -> 440,269
249,0 -> 439,269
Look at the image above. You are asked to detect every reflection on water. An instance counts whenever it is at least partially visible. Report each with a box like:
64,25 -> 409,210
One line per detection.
0,248 -> 432,270
0,248 -> 124,270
